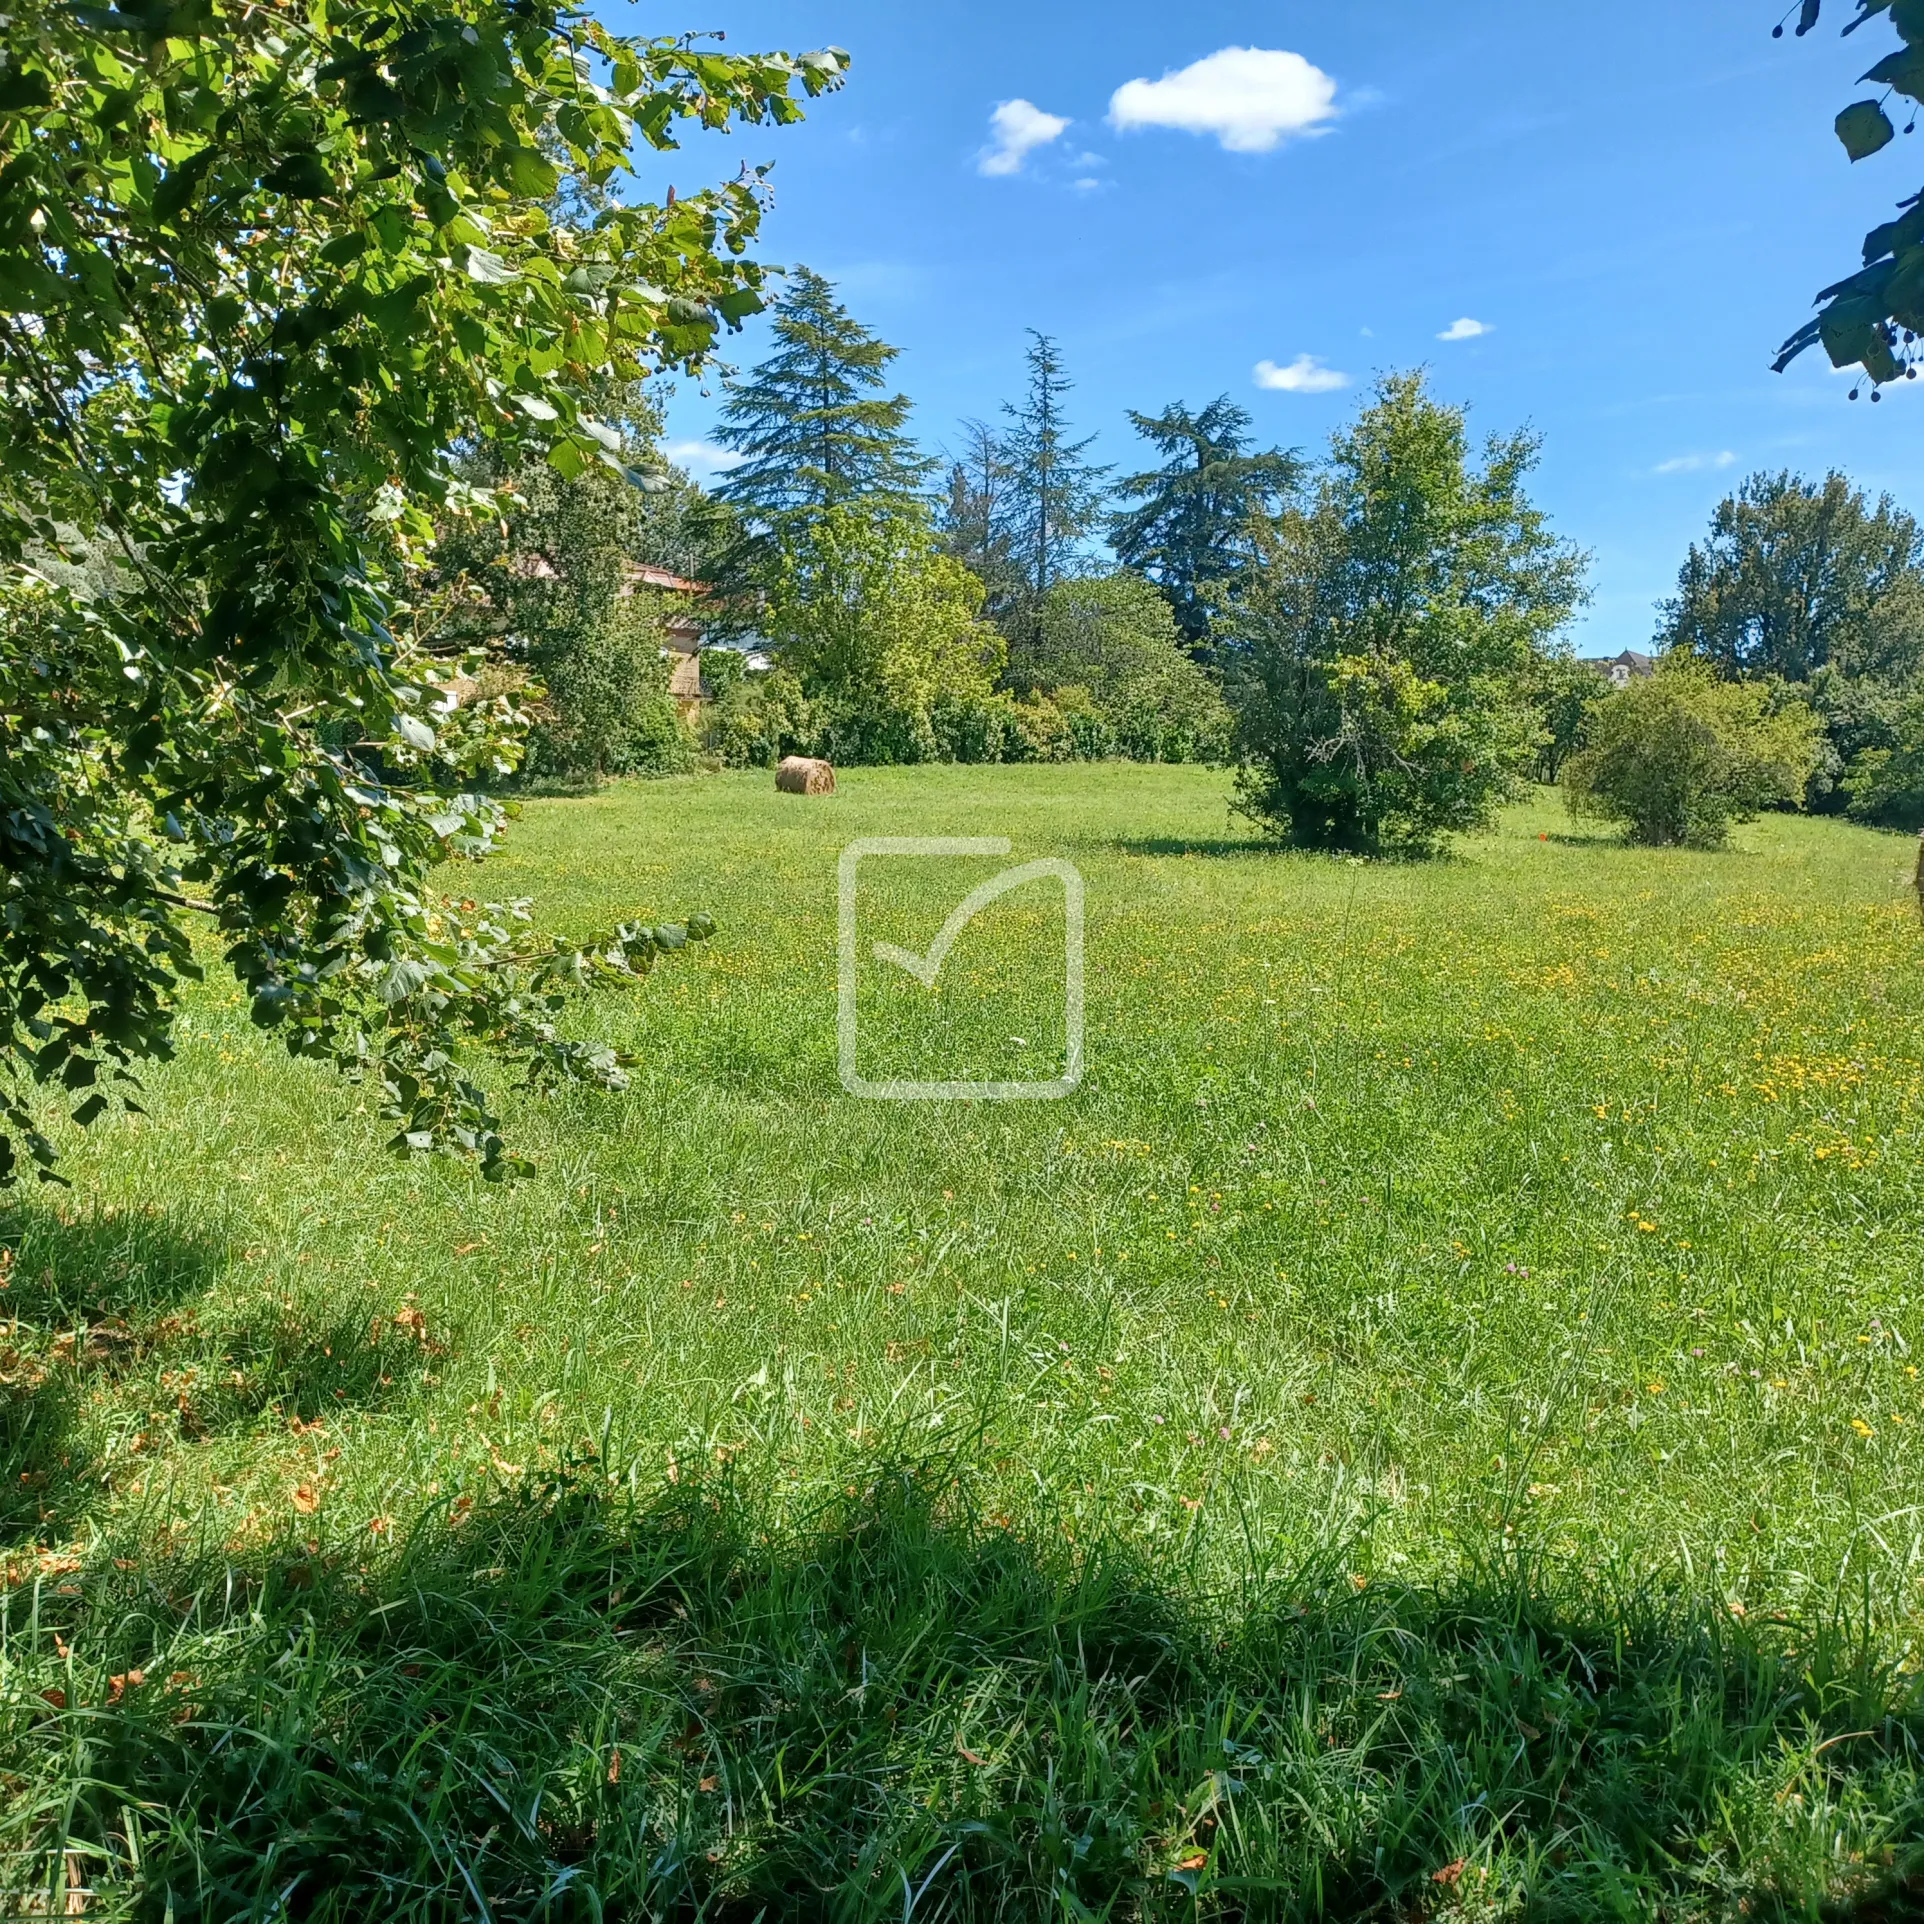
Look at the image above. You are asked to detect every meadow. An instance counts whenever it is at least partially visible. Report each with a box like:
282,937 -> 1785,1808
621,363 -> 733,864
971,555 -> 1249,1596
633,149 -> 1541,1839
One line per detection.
3,764 -> 1923,1920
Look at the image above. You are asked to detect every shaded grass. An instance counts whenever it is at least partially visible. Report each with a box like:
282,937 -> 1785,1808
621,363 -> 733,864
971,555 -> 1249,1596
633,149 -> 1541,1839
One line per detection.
6,1460 -> 1923,1921
3,766 -> 1924,1916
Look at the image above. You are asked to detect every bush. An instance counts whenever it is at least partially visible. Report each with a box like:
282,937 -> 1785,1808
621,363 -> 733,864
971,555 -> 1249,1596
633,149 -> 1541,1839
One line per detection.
764,506 -> 1004,761
1844,689 -> 1924,830
1017,573 -> 1229,763
1564,661 -> 1823,848
700,647 -> 748,702
1226,374 -> 1586,855
522,601 -> 695,783
701,669 -> 816,770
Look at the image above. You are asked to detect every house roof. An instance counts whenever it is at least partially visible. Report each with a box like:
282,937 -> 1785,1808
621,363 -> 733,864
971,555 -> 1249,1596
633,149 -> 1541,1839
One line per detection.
628,563 -> 707,595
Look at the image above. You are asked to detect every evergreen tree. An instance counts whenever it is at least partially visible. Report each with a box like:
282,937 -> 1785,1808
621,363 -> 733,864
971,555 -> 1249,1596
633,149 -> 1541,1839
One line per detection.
999,333 -> 1111,603
714,268 -> 934,523
1109,398 -> 1301,653
938,419 -> 1024,623
1227,374 -> 1588,855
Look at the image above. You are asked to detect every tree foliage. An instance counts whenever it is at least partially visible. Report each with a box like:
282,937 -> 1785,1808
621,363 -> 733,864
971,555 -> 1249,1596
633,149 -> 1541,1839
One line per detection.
1565,660 -> 1824,848
1016,573 -> 1230,763
1844,686 -> 1924,825
713,268 -> 932,532
1522,649 -> 1608,784
1776,0 -> 1924,392
938,418 -> 1024,626
1108,398 -> 1299,654
998,332 -> 1110,605
1658,469 -> 1924,803
433,395 -> 700,783
762,506 -> 1003,765
0,0 -> 845,1182
1659,471 -> 1924,683
1227,374 -> 1588,855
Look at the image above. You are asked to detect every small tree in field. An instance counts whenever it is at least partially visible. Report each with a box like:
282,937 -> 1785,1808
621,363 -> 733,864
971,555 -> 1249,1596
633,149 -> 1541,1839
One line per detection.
1225,374 -> 1587,855
1564,662 -> 1823,849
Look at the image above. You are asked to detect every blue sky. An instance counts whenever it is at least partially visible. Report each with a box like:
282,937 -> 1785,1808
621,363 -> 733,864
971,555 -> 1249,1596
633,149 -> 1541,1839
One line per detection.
631,0 -> 1924,655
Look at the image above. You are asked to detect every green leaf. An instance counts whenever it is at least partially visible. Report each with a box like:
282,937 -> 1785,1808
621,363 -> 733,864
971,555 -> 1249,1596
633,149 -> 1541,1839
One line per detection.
153,146 -> 216,225
378,958 -> 437,1004
501,145 -> 558,198
263,150 -> 334,199
362,274 -> 435,341
1861,45 -> 1924,95
464,246 -> 518,286
0,68 -> 52,111
72,1094 -> 109,1129
548,439 -> 588,479
369,203 -> 412,254
344,72 -> 404,123
319,231 -> 369,267
1836,100 -> 1896,160
1864,201 -> 1924,261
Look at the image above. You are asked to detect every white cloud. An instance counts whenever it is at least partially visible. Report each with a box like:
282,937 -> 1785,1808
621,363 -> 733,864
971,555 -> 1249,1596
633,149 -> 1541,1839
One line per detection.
1109,47 -> 1339,154
1255,355 -> 1349,394
662,439 -> 745,483
1437,317 -> 1490,342
978,99 -> 1071,177
1653,451 -> 1738,475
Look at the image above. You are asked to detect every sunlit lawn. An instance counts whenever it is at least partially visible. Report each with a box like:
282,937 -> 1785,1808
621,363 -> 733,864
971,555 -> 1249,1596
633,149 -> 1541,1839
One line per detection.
5,765 -> 1924,1919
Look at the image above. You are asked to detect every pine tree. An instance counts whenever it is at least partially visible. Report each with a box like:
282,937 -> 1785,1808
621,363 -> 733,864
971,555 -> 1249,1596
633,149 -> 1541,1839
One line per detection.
1109,398 -> 1301,654
999,333 -> 1111,603
714,268 -> 934,523
938,419 -> 1024,623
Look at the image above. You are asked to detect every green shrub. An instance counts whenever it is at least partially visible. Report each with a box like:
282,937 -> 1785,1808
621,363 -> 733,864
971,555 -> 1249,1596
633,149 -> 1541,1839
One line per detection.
700,647 -> 748,702
1844,689 -> 1924,830
1564,660 -> 1823,848
1226,375 -> 1585,854
702,669 -> 816,770
1017,573 -> 1229,764
523,601 -> 696,783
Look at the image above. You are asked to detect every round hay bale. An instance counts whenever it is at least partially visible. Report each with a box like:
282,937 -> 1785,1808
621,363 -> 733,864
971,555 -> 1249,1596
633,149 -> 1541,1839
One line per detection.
776,756 -> 836,797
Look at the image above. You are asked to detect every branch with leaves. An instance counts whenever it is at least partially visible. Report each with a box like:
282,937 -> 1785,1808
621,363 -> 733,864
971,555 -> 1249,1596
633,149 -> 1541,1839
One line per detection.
1775,0 -> 1924,392
0,0 -> 845,1181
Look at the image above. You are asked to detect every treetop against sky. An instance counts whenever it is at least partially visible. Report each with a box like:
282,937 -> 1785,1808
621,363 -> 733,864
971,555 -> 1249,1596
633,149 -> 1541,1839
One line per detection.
638,0 -> 1924,656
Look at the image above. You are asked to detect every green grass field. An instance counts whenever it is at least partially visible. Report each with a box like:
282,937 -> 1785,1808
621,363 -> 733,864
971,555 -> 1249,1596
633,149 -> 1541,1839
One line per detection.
5,765 -> 1924,1920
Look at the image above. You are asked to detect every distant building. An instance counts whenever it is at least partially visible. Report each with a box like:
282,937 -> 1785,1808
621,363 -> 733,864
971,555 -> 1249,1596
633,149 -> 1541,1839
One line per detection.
626,564 -> 710,718
1579,649 -> 1655,690
461,558 -> 718,719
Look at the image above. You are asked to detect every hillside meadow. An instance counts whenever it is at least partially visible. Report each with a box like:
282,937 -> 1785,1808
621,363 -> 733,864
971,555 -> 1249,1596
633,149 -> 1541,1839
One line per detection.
4,765 -> 1924,1919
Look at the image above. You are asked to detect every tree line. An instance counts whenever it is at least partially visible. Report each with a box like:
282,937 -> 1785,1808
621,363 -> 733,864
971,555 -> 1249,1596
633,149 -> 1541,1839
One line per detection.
491,262 -> 1924,856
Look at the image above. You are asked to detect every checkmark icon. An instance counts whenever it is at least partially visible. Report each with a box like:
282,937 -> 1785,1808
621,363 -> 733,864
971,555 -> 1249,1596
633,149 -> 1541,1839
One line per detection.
870,859 -> 1070,990
837,837 -> 1086,1102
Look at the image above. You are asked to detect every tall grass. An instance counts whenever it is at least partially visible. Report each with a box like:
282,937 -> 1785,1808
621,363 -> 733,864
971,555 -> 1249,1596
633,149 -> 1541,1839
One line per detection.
2,767 -> 1922,1917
